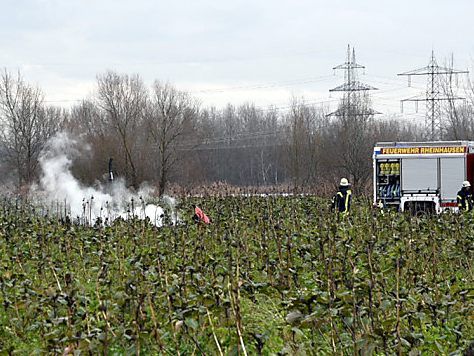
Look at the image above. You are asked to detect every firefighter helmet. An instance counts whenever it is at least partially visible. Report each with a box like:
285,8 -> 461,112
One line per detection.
340,178 -> 349,186
462,180 -> 471,188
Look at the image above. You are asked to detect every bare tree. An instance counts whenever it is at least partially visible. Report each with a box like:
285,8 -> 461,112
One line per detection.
190,104 -> 285,187
259,107 -> 281,185
438,57 -> 469,140
147,81 -> 198,196
321,93 -> 375,191
96,71 -> 147,188
285,98 -> 328,190
0,70 -> 62,187
66,100 -> 116,184
69,99 -> 106,138
372,116 -> 421,142
286,99 -> 307,189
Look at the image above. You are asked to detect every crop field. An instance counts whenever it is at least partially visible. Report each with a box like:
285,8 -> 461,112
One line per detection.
0,196 -> 473,355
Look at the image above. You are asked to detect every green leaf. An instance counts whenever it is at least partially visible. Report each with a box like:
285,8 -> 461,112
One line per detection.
185,317 -> 199,330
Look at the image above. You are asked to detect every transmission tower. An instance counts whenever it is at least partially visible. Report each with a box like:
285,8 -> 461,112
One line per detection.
398,51 -> 468,140
328,44 -> 379,118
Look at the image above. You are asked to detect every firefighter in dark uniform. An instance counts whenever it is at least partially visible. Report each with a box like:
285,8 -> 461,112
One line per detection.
457,180 -> 473,212
332,178 -> 352,215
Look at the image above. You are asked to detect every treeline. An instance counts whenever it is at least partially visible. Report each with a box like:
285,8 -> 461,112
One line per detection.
0,69 -> 473,196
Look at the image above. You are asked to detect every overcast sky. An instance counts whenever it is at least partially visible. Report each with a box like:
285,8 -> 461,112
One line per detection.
2,0 -> 474,121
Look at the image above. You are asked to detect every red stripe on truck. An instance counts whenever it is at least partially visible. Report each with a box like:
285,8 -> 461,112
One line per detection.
440,202 -> 458,207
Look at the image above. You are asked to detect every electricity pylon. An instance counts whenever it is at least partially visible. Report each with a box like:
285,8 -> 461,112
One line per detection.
328,44 -> 379,118
398,51 -> 468,140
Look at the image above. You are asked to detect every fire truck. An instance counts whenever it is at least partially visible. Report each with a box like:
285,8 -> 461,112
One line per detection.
373,141 -> 474,214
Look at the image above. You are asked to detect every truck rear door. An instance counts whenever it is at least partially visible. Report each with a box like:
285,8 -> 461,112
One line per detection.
401,158 -> 438,192
440,157 -> 465,201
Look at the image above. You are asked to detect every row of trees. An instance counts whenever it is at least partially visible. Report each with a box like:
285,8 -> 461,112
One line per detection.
1,69 -> 473,196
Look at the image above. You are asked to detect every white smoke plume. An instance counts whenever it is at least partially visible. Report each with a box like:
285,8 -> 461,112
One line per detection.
32,132 -> 177,226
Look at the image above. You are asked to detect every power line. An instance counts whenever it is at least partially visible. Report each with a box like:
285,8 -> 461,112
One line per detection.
44,99 -> 83,103
191,74 -> 335,93
40,75 -> 338,105
256,98 -> 339,112
176,142 -> 284,152
172,129 -> 287,152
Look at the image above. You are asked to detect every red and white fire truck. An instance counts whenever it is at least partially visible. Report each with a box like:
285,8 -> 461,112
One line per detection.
373,141 -> 474,213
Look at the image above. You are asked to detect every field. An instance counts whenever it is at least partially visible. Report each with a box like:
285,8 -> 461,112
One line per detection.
0,196 -> 473,355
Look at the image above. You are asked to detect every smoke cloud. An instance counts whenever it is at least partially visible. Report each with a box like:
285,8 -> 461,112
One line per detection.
32,132 -> 177,226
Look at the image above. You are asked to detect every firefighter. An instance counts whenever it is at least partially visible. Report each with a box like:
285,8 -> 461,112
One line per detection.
331,178 -> 352,215
457,180 -> 473,212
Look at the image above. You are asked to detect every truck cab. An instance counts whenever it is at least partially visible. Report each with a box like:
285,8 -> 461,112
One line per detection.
373,141 -> 474,214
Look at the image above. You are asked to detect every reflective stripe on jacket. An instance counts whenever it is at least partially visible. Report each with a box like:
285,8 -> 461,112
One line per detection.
333,187 -> 352,214
457,188 -> 472,212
